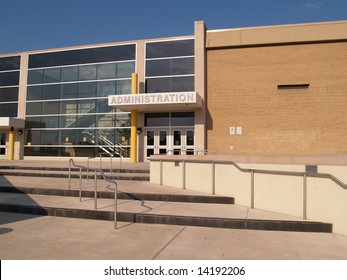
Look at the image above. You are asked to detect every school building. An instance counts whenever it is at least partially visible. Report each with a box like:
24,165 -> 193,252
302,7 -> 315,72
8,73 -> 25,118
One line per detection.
0,20 -> 346,162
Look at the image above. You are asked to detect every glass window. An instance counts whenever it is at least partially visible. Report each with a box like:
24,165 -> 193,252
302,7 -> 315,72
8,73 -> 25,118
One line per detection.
115,44 -> 136,61
27,86 -> 43,101
78,65 -> 97,81
43,68 -> 61,83
43,84 -> 60,100
97,81 -> 115,97
0,103 -> 17,117
99,46 -> 118,62
173,130 -> 182,146
59,115 -> 76,128
79,48 -> 99,64
96,98 -> 112,113
78,82 -> 96,98
26,130 -> 41,145
0,87 -> 18,102
77,129 -> 95,145
26,102 -> 42,115
146,39 -> 194,59
171,57 -> 194,75
145,77 -> 170,93
61,130 -> 76,145
41,116 -> 59,128
0,56 -> 20,71
186,130 -> 194,146
146,75 -> 194,93
28,50 -> 79,68
40,130 -> 59,145
171,112 -> 195,126
77,114 -> 96,128
171,76 -> 194,92
61,83 -> 78,99
78,99 -> 96,114
146,59 -> 170,77
25,117 -> 43,128
97,63 -> 116,79
42,101 -> 59,115
97,114 -> 114,128
116,62 -> 135,78
0,71 -> 20,86
61,66 -> 78,82
28,69 -> 43,84
144,113 -> 170,126
115,80 -> 131,94
60,100 -> 77,114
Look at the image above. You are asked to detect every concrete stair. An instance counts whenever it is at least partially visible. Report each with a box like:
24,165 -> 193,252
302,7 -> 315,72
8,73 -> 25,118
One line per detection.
0,161 -> 333,233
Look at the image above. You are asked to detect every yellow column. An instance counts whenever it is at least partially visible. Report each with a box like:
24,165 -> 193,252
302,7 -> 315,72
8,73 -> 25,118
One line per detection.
8,128 -> 15,160
130,73 -> 138,163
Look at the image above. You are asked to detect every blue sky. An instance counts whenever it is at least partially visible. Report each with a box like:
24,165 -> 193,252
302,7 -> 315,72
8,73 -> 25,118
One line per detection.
1,0 -> 346,54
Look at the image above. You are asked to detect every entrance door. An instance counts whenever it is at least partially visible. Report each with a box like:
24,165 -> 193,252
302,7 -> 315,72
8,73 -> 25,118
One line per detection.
172,129 -> 195,155
0,132 -> 6,158
145,129 -> 169,157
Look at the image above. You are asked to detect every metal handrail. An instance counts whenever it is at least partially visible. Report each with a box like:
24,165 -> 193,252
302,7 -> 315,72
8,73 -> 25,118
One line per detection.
87,152 -> 124,179
152,158 -> 347,219
68,158 -> 118,229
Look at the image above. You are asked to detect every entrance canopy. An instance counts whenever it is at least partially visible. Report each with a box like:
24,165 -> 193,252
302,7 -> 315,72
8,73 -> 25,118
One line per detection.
108,91 -> 202,112
0,117 -> 25,129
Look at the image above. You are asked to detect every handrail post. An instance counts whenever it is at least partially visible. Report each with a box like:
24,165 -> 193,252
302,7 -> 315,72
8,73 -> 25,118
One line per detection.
99,154 -> 102,171
251,170 -> 255,209
182,161 -> 186,190
68,159 -> 71,190
160,160 -> 163,185
110,156 -> 112,174
87,158 -> 89,181
94,170 -> 97,210
303,173 -> 307,220
212,161 -> 216,195
114,182 -> 117,229
79,168 -> 82,202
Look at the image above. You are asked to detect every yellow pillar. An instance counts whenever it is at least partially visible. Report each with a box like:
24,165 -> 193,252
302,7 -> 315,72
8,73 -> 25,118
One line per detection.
8,128 -> 15,160
130,73 -> 138,163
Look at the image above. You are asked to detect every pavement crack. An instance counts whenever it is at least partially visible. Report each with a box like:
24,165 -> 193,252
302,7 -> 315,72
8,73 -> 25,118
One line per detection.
151,226 -> 187,260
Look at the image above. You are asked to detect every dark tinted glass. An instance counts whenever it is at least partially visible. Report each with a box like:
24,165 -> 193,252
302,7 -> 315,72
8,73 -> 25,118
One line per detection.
97,81 -> 115,97
26,102 -> 42,115
115,44 -> 136,61
25,117 -> 44,128
0,71 -> 20,86
171,112 -> 194,126
146,76 -> 194,93
146,57 -> 194,77
0,87 -> 18,102
43,84 -> 61,99
28,45 -> 135,68
61,66 -> 78,82
43,68 -> 60,83
146,39 -> 194,59
0,56 -> 20,71
0,103 -> 18,117
42,101 -> 59,114
78,82 -> 96,97
27,86 -> 43,100
61,83 -> 78,99
60,100 -> 77,114
78,65 -> 97,80
59,115 -> 76,128
28,69 -> 43,84
144,113 -> 170,126
41,116 -> 59,128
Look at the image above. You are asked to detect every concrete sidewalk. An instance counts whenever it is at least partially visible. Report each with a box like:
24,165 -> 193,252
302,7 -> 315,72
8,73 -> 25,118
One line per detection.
1,211 -> 347,260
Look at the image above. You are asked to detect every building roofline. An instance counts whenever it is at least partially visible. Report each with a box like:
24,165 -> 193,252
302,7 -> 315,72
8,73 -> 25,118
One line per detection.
206,20 -> 347,48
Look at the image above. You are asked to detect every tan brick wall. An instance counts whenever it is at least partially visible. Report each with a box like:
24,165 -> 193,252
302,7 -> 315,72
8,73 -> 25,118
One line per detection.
207,42 -> 347,156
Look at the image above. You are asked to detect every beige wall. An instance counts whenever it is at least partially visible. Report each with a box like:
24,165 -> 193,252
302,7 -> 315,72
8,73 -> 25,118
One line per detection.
150,155 -> 347,235
206,41 -> 347,156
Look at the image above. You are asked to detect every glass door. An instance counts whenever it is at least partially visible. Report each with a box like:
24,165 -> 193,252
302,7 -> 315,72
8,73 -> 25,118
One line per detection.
145,129 -> 168,158
0,132 -> 6,157
172,129 -> 194,155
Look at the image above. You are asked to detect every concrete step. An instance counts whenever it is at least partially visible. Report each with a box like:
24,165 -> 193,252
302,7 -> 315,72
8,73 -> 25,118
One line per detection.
0,192 -> 333,233
0,186 -> 234,204
0,168 -> 150,181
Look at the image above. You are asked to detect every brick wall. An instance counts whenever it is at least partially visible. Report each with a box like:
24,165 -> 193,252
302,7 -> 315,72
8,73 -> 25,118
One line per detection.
207,42 -> 347,155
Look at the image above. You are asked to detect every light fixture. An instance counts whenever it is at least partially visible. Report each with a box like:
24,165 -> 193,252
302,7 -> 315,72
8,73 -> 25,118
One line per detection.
136,127 -> 143,134
18,129 -> 23,135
